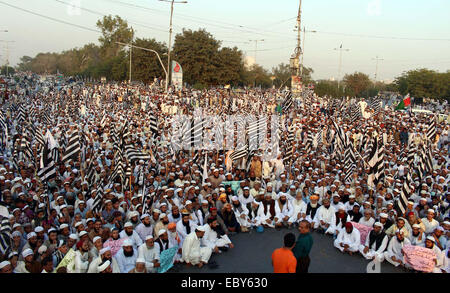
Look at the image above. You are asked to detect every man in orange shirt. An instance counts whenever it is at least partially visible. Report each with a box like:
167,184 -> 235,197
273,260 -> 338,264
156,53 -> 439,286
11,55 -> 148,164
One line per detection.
272,233 -> 297,273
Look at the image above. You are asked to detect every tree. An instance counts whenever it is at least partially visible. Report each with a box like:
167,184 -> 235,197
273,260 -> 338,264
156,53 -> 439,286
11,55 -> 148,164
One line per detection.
394,69 -> 449,100
96,15 -> 133,59
131,38 -> 167,84
343,72 -> 372,97
242,64 -> 272,88
16,56 -> 33,72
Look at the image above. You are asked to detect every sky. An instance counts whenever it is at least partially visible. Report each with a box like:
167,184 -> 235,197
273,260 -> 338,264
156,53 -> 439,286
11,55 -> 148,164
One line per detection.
0,0 -> 449,81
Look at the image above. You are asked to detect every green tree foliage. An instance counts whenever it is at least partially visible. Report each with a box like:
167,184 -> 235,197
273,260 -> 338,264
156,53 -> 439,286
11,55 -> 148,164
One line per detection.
96,15 -> 133,59
131,38 -> 167,84
172,29 -> 244,86
0,66 -> 15,75
271,63 -> 313,88
395,69 -> 449,100
342,72 -> 372,97
242,64 -> 272,88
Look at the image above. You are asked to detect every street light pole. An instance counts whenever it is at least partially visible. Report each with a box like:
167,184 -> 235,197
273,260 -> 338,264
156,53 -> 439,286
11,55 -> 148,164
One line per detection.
116,42 -> 168,78
248,39 -> 264,65
333,44 -> 350,90
129,27 -> 133,83
0,40 -> 15,76
372,56 -> 384,82
159,0 -> 188,93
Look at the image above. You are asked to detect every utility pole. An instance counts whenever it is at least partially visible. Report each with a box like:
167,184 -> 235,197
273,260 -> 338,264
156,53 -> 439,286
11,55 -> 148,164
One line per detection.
129,27 -> 133,83
290,0 -> 302,93
0,40 -> 15,76
333,44 -> 350,89
372,56 -> 384,82
159,0 -> 188,93
248,39 -> 264,65
300,27 -> 316,77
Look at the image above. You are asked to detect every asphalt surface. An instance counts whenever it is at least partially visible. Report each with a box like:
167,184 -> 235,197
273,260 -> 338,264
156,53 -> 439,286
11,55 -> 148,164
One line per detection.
176,227 -> 406,273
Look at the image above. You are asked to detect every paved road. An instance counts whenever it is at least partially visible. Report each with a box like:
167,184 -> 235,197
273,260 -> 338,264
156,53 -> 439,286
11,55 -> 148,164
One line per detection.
176,228 -> 405,273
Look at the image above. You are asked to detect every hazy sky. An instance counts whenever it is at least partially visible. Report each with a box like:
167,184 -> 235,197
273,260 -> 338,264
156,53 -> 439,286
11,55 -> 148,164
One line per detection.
1,0 -> 449,81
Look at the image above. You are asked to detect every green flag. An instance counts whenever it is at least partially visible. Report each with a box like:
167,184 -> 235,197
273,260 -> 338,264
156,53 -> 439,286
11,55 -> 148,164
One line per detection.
395,100 -> 405,110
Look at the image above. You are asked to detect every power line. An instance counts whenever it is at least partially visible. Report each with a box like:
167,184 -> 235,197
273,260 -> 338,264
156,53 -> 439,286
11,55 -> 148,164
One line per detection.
310,30 -> 450,42
0,1 -> 101,34
53,0 -> 169,33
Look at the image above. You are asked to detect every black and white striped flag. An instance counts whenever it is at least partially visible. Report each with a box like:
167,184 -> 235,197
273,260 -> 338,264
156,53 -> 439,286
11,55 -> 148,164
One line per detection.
62,130 -> 80,163
426,115 -> 437,144
37,137 -> 57,183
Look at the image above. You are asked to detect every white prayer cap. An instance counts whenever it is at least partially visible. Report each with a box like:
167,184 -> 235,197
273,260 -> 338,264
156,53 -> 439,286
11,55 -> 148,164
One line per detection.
349,195 -> 355,199
185,200 -> 192,205
159,213 -> 167,219
396,229 -> 404,234
436,226 -> 445,232
374,222 -> 383,228
160,203 -> 167,207
140,213 -> 150,220
153,209 -> 161,214
0,261 -> 10,269
60,224 -> 69,230
337,203 -> 345,211
412,224 -> 421,229
407,201 -> 414,205
136,258 -> 146,264
243,187 -> 249,190
380,213 -> 388,218
93,236 -> 101,243
98,260 -> 111,272
426,236 -> 435,243
201,200 -> 208,204
69,234 -> 78,240
427,209 -> 435,214
231,196 -> 239,201
34,226 -> 44,233
79,231 -> 88,238
38,245 -> 48,254
195,225 -> 206,232
122,239 -> 133,247
145,235 -> 154,241
22,248 -> 33,258
27,232 -> 37,240
124,222 -> 133,228
443,221 -> 450,226
74,221 -> 83,228
157,229 -> 167,237
289,185 -> 296,189
100,247 -> 111,255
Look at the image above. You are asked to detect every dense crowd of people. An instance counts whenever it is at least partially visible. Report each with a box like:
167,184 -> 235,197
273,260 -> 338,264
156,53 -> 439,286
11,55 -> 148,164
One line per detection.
0,73 -> 448,273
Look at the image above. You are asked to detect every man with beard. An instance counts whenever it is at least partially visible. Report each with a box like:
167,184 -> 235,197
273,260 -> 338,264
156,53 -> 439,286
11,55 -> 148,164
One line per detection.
154,229 -> 171,253
386,217 -> 410,239
202,217 -> 234,254
289,192 -> 307,226
221,203 -> 240,233
306,195 -> 321,231
182,226 -> 212,268
167,222 -> 182,263
239,186 -> 254,211
384,230 -> 411,267
208,169 -> 223,189
70,240 -> 90,273
334,205 -> 348,236
379,213 -> 394,232
274,193 -> 294,229
247,199 -> 265,228
359,222 -> 388,262
154,213 -> 170,239
115,239 -> 138,273
423,236 -> 445,273
197,200 -> 210,226
409,224 -> 425,246
119,222 -> 143,249
88,220 -> 103,242
20,232 -> 40,261
168,205 -> 182,224
87,247 -> 120,273
137,235 -> 160,273
347,204 -> 363,223
261,194 -> 276,228
177,213 -> 198,247
135,214 -> 153,242
334,222 -> 361,255
231,196 -> 251,232
313,198 -> 336,234
129,258 -> 147,273
15,248 -> 41,273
